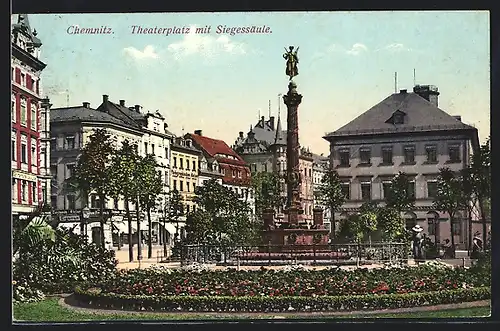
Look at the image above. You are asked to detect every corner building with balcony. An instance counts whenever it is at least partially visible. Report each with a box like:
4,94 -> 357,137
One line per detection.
11,14 -> 51,218
323,86 -> 480,249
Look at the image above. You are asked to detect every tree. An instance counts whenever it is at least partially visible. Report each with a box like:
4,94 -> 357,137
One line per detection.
385,172 -> 415,214
136,154 -> 163,259
108,139 -> 141,262
251,172 -> 283,219
314,169 -> 346,238
72,129 -> 115,248
433,168 -> 467,257
338,202 -> 378,243
192,179 -> 253,245
470,138 -> 491,247
166,188 -> 184,253
460,166 -> 477,253
377,207 -> 405,241
185,209 -> 212,243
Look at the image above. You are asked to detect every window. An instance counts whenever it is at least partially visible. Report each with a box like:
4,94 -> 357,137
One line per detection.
12,179 -> 17,202
361,182 -> 371,200
164,171 -> 168,184
11,134 -> 16,161
50,165 -> 57,180
263,163 -> 268,172
66,164 -> 75,179
32,183 -> 37,204
193,182 -> 196,192
192,160 -> 196,171
51,196 -> 57,209
31,145 -> 36,165
427,181 -> 437,198
21,73 -> 25,86
21,181 -> 28,202
40,112 -> 46,131
427,217 -> 437,236
66,136 -> 75,149
359,148 -> 371,165
20,98 -> 27,126
187,181 -> 190,192
403,145 -> 415,164
30,78 -> 35,91
165,147 -> 169,158
238,170 -> 242,178
425,145 -> 437,163
50,138 -> 56,151
186,159 -> 190,170
114,199 -> 118,210
382,182 -> 391,199
180,158 -> 184,169
186,205 -> 190,214
381,147 -> 393,165
232,170 -> 237,177
173,157 -> 177,168
67,195 -> 76,210
173,180 -> 177,190
11,93 -> 16,122
309,168 -> 312,177
304,168 -> 307,178
339,149 -> 350,167
180,181 -> 184,191
152,144 -> 155,155
448,145 -> 461,163
393,114 -> 404,124
341,183 -> 350,200
452,218 -> 462,236
193,205 -> 196,213
90,194 -> 101,208
21,142 -> 27,164
407,181 -> 416,199
144,142 -> 148,154
30,102 -> 36,130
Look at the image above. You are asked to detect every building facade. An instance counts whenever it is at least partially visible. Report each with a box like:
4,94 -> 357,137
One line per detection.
170,136 -> 201,225
50,95 -> 174,247
188,130 -> 255,217
11,14 -> 51,218
299,148 -> 314,223
312,153 -> 331,231
323,86 -> 480,249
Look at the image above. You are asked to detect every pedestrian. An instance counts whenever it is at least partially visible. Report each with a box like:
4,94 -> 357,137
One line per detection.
411,224 -> 424,261
471,231 -> 483,259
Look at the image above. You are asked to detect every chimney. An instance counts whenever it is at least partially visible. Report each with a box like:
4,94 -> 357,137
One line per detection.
119,100 -> 125,107
103,94 -> 109,103
82,102 -> 90,108
269,116 -> 275,130
413,84 -> 440,107
134,104 -> 140,113
261,116 -> 265,126
400,89 -> 407,94
453,115 -> 462,122
194,129 -> 202,136
239,131 -> 244,138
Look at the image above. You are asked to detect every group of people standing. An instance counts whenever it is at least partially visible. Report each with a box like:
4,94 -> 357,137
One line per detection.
410,224 -> 485,260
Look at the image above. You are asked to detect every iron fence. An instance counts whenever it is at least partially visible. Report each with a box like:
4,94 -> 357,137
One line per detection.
179,242 -> 409,266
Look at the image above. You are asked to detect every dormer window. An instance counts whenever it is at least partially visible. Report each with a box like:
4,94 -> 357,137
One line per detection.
386,110 -> 406,125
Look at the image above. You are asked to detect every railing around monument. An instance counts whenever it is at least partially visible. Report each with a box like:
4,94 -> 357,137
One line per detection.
179,242 -> 409,266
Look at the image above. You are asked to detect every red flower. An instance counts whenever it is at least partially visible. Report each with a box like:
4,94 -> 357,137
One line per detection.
147,287 -> 153,294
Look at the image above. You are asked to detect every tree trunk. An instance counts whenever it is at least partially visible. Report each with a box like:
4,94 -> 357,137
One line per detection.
449,213 -> 456,258
147,207 -> 153,259
478,197 -> 488,250
163,217 -> 167,257
330,205 -> 336,240
98,193 -> 106,248
468,208 -> 473,255
136,197 -> 142,261
125,197 -> 133,262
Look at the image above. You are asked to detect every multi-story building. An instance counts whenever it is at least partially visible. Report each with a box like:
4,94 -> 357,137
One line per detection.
299,148 -> 314,224
323,85 -> 480,248
188,130 -> 255,217
50,95 -> 174,247
312,153 -> 331,230
11,14 -> 51,219
170,136 -> 201,227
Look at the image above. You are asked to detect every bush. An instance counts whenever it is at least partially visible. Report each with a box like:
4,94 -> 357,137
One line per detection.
13,229 -> 118,296
73,285 -> 490,312
12,280 -> 45,303
86,264 -> 490,298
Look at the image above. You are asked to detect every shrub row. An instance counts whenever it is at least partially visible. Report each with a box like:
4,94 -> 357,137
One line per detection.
73,286 -> 491,313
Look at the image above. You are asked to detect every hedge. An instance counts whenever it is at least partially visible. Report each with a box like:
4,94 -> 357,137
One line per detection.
73,286 -> 490,313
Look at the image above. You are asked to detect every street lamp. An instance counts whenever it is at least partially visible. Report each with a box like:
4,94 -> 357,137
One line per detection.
82,206 -> 91,237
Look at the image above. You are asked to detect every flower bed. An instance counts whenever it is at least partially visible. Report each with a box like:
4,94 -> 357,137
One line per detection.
238,252 -> 351,260
73,286 -> 490,312
81,264 -> 490,298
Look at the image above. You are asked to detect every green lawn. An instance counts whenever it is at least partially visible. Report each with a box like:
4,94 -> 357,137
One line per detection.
13,298 -> 490,322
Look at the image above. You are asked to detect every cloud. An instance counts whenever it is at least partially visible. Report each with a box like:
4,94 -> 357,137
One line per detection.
327,43 -> 369,56
123,45 -> 159,60
167,25 -> 246,60
376,43 -> 413,53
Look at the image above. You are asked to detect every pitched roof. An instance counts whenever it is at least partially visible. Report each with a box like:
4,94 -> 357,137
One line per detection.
189,133 -> 247,166
324,92 -> 476,139
50,105 -> 141,131
95,101 -> 144,129
271,114 -> 286,146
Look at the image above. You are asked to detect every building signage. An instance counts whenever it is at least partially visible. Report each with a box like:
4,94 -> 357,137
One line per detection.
61,215 -> 81,222
12,170 -> 37,182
